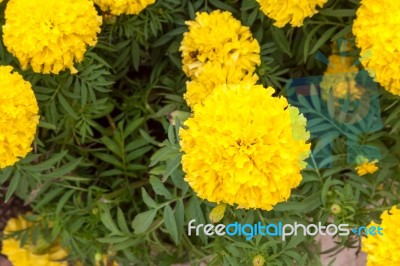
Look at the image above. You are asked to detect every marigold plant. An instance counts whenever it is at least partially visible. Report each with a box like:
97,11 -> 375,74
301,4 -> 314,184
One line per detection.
0,0 -> 398,265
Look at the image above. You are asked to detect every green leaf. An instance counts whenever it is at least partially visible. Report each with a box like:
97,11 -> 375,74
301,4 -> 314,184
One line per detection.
117,208 -> 131,234
5,171 -> 21,202
21,151 -> 67,172
101,136 -> 122,158
149,176 -> 173,199
0,167 -> 13,185
286,233 -> 306,250
309,26 -> 338,55
141,188 -> 158,208
124,117 -> 145,138
321,177 -> 344,206
131,209 -> 157,234
58,93 -> 78,119
56,190 -> 75,215
150,145 -> 180,167
164,205 -> 178,244
174,199 -> 185,242
274,193 -> 321,212
41,158 -> 82,179
100,205 -> 122,235
164,155 -> 182,179
35,187 -> 64,209
319,9 -> 356,17
271,27 -> 291,56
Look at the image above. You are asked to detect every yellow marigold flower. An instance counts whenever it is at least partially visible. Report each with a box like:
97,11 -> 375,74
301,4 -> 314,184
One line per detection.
353,0 -> 400,95
180,10 -> 260,79
3,0 -> 102,74
256,0 -> 327,27
94,0 -> 156,16
0,66 -> 39,169
320,55 -> 363,101
2,215 -> 68,266
355,160 -> 378,176
362,206 -> 400,265
185,62 -> 259,108
180,84 -> 311,210
355,156 -> 378,176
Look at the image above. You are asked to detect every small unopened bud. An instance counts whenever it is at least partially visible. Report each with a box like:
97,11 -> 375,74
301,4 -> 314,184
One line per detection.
103,14 -> 117,25
252,254 -> 265,266
355,155 -> 368,165
167,111 -> 191,125
330,204 -> 341,215
95,253 -> 102,263
209,203 -> 226,223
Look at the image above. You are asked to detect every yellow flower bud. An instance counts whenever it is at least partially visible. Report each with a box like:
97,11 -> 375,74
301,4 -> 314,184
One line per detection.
95,253 -> 102,262
330,204 -> 341,215
209,203 -> 226,223
252,254 -> 265,266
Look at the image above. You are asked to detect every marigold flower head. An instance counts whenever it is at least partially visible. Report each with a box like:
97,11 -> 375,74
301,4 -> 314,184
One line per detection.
2,215 -> 68,266
256,0 -> 327,27
0,66 -> 39,169
362,206 -> 400,265
320,55 -> 363,101
180,84 -> 311,210
353,0 -> 400,95
3,0 -> 102,74
355,156 -> 378,176
355,161 -> 378,176
185,62 -> 258,108
180,10 -> 260,79
94,0 -> 156,15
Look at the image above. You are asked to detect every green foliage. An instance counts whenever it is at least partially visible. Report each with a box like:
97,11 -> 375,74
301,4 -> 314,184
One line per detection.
0,0 -> 399,265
